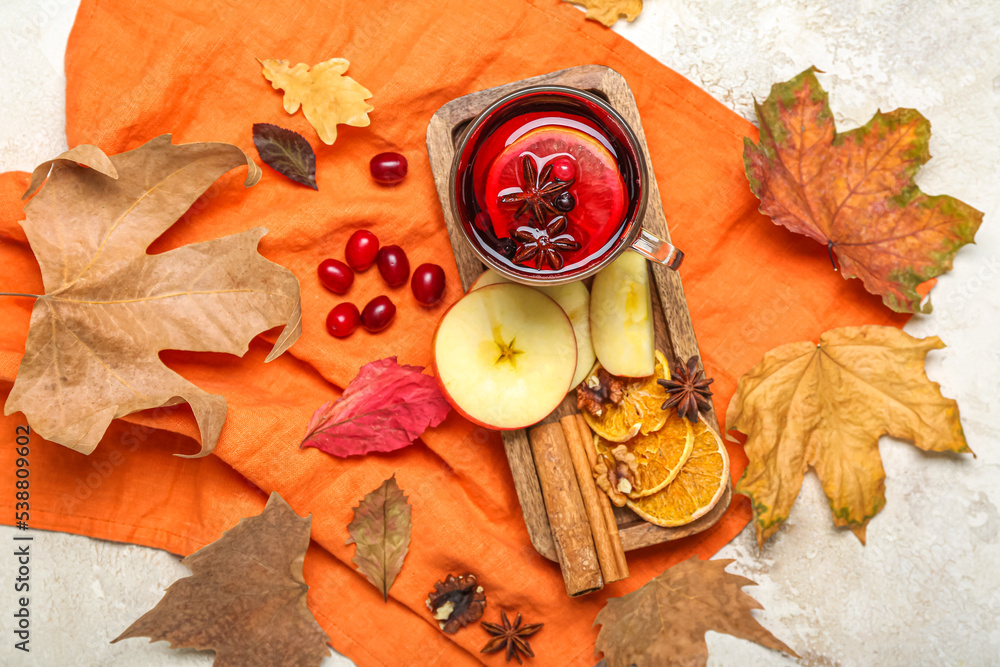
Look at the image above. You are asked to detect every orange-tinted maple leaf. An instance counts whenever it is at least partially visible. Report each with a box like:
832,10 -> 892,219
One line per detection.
113,493 -> 330,666
744,67 -> 982,313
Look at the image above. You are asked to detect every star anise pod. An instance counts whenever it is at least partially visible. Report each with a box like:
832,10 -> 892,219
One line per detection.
577,368 -> 626,417
500,155 -> 574,224
480,611 -> 543,664
657,355 -> 714,423
511,216 -> 582,270
426,573 -> 487,634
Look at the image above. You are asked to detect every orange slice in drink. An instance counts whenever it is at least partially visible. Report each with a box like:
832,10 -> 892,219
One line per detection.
581,351 -> 671,443
626,419 -> 729,527
483,126 -> 626,243
593,411 -> 694,499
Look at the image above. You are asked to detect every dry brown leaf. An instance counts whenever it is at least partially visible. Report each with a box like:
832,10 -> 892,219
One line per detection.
113,493 -> 331,666
562,0 -> 642,27
727,325 -> 970,548
260,57 -> 373,145
4,135 -> 301,456
594,557 -> 796,666
346,475 -> 412,601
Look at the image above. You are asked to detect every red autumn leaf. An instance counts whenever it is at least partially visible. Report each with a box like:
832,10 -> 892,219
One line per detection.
300,357 -> 450,457
744,67 -> 982,314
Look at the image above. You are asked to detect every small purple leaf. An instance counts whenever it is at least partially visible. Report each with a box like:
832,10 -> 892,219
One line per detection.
252,123 -> 318,190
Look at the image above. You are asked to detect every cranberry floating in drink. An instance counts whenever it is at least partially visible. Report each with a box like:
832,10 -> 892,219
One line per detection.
451,86 -> 683,284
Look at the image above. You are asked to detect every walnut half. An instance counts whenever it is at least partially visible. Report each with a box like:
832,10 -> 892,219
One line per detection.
593,445 -> 639,507
577,368 -> 627,417
425,573 -> 486,634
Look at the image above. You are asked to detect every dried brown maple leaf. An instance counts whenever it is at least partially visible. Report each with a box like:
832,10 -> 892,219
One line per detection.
594,557 -> 796,667
727,325 -> 970,548
562,0 -> 642,27
113,493 -> 331,666
3,135 -> 301,456
260,57 -> 373,145
744,67 -> 982,314
346,475 -> 412,601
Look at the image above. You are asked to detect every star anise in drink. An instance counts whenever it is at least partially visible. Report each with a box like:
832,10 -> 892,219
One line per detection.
500,155 -> 574,225
657,355 -> 714,423
511,216 -> 582,270
480,611 -> 543,664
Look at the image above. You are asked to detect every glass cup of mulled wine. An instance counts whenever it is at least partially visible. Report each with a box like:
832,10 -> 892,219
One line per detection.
450,85 -> 682,285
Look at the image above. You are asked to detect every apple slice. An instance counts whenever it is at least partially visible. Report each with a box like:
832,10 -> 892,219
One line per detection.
467,269 -> 508,292
590,251 -> 655,377
469,269 -> 596,389
433,283 -> 577,429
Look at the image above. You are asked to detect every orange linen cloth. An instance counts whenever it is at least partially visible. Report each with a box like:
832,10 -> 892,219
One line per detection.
0,0 -> 908,664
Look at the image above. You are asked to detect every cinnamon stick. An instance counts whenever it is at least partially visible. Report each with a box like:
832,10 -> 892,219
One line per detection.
527,421 -> 603,596
575,414 -> 629,578
560,415 -> 625,583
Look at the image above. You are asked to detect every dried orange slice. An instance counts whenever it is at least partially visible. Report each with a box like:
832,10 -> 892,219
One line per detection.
594,412 -> 694,499
580,351 -> 671,442
626,419 -> 729,527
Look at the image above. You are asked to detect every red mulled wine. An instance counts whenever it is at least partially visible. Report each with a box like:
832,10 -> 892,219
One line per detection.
454,91 -> 645,282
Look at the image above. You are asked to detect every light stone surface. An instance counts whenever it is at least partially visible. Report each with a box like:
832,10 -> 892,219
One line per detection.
1,1 -> 998,665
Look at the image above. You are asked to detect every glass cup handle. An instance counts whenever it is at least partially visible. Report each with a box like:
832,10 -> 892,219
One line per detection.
630,228 -> 684,270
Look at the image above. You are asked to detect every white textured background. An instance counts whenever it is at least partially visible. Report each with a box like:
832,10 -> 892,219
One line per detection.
1,1 -> 998,665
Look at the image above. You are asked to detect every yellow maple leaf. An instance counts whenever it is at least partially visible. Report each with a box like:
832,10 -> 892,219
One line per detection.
562,0 -> 642,27
727,326 -> 970,548
260,57 -> 373,145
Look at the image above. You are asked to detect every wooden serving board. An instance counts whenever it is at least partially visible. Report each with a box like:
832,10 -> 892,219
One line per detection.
426,65 -> 731,562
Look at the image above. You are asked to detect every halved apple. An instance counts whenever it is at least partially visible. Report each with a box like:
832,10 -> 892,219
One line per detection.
467,269 -> 507,292
433,283 -> 577,430
469,269 -> 595,389
590,251 -> 655,377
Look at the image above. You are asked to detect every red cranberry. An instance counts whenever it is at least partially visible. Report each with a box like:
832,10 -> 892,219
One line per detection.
551,157 -> 576,182
411,263 -> 446,306
317,258 -> 354,294
361,295 -> 396,332
370,152 -> 408,185
345,230 -> 379,271
377,245 -> 410,287
326,303 -> 360,338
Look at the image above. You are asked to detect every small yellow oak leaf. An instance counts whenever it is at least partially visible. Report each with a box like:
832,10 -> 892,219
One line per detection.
562,0 -> 642,27
260,57 -> 374,145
